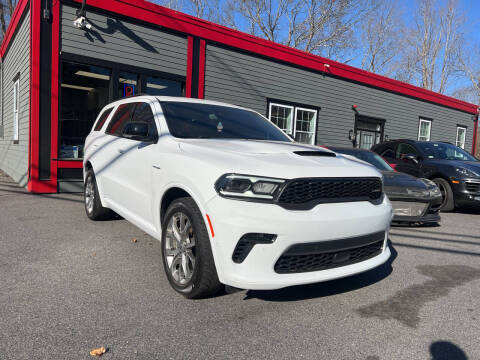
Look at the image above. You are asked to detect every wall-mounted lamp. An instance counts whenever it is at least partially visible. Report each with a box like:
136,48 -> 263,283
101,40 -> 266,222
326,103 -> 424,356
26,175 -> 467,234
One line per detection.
348,129 -> 356,141
384,135 -> 389,141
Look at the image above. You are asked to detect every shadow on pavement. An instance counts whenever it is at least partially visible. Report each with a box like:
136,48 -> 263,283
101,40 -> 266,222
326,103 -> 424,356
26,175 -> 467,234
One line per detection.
243,240 -> 397,302
430,341 -> 467,360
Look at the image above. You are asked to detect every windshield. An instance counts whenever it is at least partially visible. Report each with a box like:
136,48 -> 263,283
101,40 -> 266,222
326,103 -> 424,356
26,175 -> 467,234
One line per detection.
161,102 -> 292,141
334,149 -> 393,171
416,142 -> 477,161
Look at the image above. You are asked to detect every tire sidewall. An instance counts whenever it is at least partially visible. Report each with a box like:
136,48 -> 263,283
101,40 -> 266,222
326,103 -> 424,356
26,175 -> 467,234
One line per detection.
433,178 -> 455,211
161,199 -> 205,296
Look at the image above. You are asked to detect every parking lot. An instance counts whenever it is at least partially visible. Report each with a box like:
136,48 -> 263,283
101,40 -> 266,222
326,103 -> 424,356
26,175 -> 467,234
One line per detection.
1,171 -> 479,360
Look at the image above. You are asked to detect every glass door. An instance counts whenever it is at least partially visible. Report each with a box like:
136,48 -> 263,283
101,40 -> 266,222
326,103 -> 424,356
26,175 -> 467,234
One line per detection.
355,116 -> 385,150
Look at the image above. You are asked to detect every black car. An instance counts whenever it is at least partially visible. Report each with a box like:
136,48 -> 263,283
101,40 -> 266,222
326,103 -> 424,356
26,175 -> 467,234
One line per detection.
371,140 -> 480,211
329,146 -> 442,224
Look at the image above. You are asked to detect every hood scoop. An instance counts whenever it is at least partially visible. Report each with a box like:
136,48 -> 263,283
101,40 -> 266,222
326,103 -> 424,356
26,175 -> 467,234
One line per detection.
293,151 -> 336,157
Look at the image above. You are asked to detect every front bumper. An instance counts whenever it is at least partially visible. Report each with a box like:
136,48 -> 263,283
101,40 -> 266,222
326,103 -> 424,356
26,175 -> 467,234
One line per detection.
453,179 -> 480,207
390,196 -> 442,223
204,195 -> 392,290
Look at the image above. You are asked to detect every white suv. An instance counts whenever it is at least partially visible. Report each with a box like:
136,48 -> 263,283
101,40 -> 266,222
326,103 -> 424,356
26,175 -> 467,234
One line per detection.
84,96 -> 392,298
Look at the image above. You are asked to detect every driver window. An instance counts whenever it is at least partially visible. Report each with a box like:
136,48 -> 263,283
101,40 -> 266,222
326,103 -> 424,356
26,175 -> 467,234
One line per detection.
131,102 -> 158,140
396,143 -> 418,161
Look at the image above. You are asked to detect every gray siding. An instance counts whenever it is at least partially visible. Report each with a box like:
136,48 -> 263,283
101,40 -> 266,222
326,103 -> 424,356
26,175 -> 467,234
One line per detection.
0,10 -> 30,186
205,45 -> 473,151
61,5 -> 188,76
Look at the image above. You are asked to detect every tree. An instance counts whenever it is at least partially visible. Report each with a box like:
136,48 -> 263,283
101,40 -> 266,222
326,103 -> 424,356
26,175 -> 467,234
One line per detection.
0,0 -> 17,41
395,0 -> 464,93
222,0 -> 376,61
359,0 -> 400,75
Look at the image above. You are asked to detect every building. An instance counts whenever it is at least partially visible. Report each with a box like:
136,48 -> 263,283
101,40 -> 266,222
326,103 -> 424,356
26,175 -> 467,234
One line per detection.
0,0 -> 478,193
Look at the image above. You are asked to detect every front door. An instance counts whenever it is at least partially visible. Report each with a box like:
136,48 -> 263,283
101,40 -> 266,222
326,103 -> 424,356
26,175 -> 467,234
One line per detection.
355,116 -> 385,149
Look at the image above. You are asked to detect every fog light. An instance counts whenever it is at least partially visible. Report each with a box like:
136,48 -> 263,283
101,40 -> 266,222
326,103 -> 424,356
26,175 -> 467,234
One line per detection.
232,233 -> 276,263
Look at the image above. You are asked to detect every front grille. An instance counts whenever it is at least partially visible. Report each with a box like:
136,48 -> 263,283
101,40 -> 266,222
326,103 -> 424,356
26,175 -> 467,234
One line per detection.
274,231 -> 385,274
465,181 -> 480,193
277,177 -> 382,210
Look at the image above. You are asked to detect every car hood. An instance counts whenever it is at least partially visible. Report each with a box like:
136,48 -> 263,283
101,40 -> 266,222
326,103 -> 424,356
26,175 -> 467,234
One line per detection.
177,139 -> 382,179
381,170 -> 424,188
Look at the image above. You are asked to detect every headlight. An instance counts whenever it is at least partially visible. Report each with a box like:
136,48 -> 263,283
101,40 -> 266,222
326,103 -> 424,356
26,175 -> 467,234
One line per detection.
215,174 -> 285,200
420,178 -> 442,197
455,167 -> 479,178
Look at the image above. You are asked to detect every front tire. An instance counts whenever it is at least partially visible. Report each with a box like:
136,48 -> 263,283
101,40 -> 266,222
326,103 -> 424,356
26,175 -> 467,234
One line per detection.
433,178 -> 455,212
84,169 -> 115,220
161,197 -> 222,299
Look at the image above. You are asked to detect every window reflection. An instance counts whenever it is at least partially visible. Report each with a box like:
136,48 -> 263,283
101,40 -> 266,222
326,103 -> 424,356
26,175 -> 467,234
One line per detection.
146,76 -> 183,96
60,62 -> 110,159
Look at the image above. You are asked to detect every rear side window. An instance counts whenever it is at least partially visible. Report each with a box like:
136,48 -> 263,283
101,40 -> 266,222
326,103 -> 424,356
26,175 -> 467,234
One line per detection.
396,143 -> 419,159
131,102 -> 158,139
94,108 -> 113,131
106,103 -> 135,136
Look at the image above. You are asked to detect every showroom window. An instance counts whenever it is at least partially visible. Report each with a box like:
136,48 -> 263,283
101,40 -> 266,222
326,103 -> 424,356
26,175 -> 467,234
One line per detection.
119,71 -> 138,98
60,62 -> 111,158
456,126 -> 466,149
146,76 -> 183,96
418,118 -> 432,141
269,102 -> 317,144
12,76 -> 19,143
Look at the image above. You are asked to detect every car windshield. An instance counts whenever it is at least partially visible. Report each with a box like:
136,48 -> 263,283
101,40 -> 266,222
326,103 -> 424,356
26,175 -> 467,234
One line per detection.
417,142 -> 477,161
334,149 -> 393,171
160,101 -> 291,141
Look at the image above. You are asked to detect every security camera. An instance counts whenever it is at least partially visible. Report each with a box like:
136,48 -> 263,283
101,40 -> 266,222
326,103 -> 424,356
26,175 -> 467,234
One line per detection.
73,16 -> 92,30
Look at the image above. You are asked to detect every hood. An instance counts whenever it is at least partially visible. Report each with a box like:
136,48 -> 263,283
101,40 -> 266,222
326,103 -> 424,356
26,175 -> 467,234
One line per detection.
381,170 -> 424,188
177,139 -> 382,179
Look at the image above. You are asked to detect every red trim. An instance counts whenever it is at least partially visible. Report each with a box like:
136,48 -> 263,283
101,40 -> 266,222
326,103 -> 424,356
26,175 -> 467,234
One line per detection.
48,0 -> 61,190
71,0 -> 478,114
56,160 -> 83,168
185,36 -> 193,97
0,0 -> 29,58
198,39 -> 206,99
205,214 -> 215,238
27,0 -> 42,192
472,115 -> 479,155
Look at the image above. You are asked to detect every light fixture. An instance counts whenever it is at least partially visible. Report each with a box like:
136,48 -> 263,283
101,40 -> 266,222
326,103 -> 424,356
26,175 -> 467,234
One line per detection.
61,83 -> 94,91
119,77 -> 137,85
146,83 -> 167,90
348,129 -> 356,141
75,70 -> 110,80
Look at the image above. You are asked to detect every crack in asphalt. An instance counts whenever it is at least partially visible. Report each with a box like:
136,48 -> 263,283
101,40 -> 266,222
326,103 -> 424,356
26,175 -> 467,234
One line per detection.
356,265 -> 480,328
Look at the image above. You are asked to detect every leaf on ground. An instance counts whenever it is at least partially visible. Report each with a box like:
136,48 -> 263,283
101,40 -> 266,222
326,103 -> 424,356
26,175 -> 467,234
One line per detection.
90,346 -> 106,356
132,238 -> 137,243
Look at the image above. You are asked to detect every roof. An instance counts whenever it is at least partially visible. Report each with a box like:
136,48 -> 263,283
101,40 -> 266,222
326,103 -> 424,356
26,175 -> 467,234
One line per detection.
1,0 -> 479,115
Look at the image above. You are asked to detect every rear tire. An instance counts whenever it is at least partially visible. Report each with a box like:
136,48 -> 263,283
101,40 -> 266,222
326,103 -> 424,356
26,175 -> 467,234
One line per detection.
84,169 -> 115,220
161,197 -> 222,299
432,178 -> 455,212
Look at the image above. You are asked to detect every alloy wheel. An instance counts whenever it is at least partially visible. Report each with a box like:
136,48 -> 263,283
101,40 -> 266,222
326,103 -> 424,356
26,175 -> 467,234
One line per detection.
85,176 -> 95,214
165,212 -> 196,285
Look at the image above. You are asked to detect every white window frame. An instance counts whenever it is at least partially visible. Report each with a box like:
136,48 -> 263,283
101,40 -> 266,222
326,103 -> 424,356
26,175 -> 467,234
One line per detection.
418,118 -> 431,141
268,103 -> 294,136
293,106 -> 318,145
268,102 -> 317,145
13,77 -> 20,143
456,126 -> 467,149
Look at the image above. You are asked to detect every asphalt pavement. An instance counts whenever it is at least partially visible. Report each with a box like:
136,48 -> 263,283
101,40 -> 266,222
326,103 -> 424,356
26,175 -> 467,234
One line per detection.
1,170 -> 479,359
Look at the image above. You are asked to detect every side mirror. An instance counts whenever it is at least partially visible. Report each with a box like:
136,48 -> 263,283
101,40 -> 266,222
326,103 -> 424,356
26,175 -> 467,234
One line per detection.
403,154 -> 419,164
123,122 -> 152,142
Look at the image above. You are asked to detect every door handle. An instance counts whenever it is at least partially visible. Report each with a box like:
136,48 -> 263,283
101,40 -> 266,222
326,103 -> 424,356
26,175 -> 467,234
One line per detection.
118,148 -> 128,154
